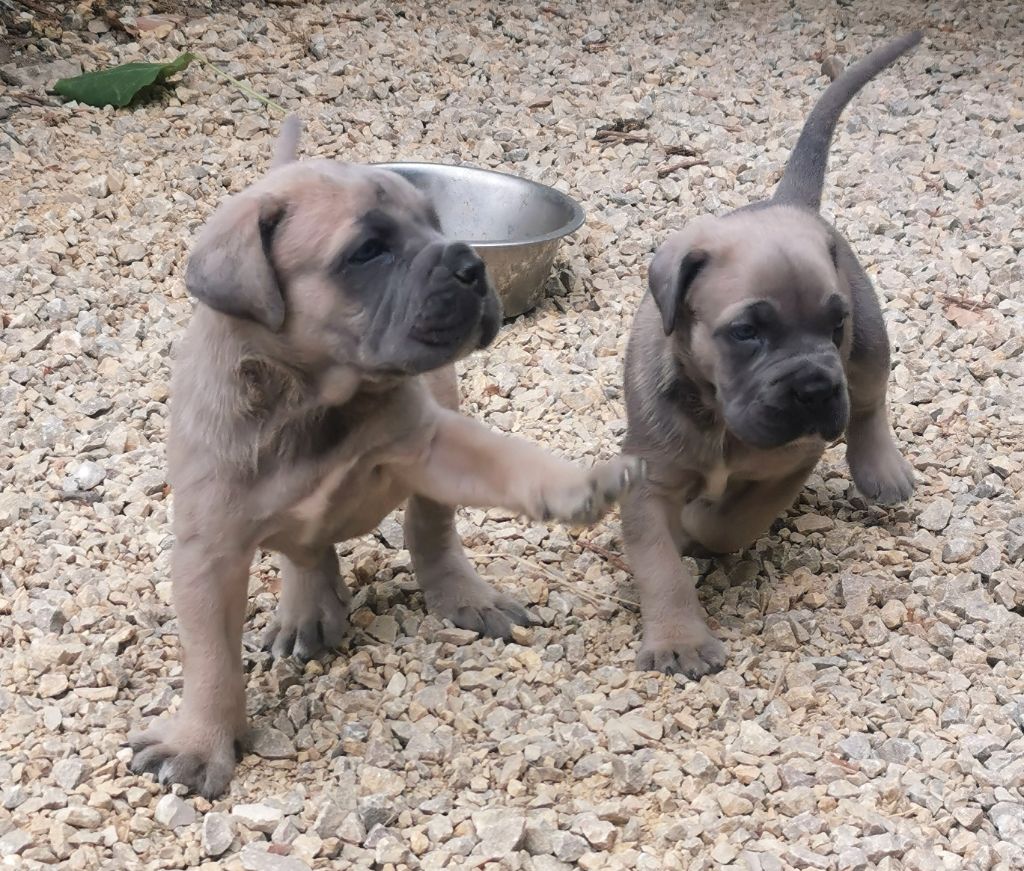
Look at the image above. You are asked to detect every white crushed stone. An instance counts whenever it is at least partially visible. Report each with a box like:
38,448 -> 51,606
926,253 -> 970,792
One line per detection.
1,1 -> 1022,869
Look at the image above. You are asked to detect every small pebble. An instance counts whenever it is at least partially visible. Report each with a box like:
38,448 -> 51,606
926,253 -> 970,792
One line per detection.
155,795 -> 197,829
202,812 -> 236,857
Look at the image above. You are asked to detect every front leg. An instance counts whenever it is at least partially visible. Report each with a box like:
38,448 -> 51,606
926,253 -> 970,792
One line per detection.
621,484 -> 726,679
842,255 -> 915,504
392,409 -> 643,524
845,340 -> 914,504
406,494 -> 533,640
845,403 -> 915,505
128,536 -> 252,799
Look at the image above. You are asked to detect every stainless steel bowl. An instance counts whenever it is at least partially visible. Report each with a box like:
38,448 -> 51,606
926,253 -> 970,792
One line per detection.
379,162 -> 585,318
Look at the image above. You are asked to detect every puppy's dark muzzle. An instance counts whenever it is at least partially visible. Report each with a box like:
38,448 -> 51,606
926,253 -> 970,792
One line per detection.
409,288 -> 471,346
725,351 -> 849,449
443,243 -> 488,296
409,242 -> 498,347
783,364 -> 848,440
791,370 -> 842,409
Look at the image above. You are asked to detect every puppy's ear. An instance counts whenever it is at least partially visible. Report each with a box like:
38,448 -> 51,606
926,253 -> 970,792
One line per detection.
648,231 -> 709,336
185,195 -> 287,332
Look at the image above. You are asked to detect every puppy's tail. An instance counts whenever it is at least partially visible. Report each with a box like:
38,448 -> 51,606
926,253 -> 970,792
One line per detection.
271,114 -> 302,170
772,30 -> 922,211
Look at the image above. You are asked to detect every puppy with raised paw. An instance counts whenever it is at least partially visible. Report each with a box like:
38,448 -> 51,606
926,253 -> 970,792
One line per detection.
129,118 -> 643,798
621,33 -> 921,678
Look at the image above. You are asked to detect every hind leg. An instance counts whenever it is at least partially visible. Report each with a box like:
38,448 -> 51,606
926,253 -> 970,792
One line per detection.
846,399 -> 915,504
845,343 -> 914,503
406,494 -> 533,639
262,547 -> 351,661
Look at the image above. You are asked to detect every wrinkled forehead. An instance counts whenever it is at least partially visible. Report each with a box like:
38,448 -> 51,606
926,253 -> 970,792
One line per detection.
699,211 -> 844,324
259,162 -> 441,261
298,161 -> 438,223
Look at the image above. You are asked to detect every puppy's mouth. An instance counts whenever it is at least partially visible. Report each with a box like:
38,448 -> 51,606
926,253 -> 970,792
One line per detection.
729,419 -> 835,450
409,280 -> 502,353
720,352 -> 850,449
409,287 -> 500,348
409,288 -> 480,347
478,296 -> 501,348
723,397 -> 849,450
361,241 -> 502,377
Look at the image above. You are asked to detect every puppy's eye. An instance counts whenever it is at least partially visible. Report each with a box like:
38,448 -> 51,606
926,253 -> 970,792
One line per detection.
832,317 -> 846,346
349,238 -> 389,265
729,323 -> 760,343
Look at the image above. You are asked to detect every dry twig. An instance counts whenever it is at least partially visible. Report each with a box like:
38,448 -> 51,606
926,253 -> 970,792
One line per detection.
657,156 -> 708,177
471,551 -> 640,612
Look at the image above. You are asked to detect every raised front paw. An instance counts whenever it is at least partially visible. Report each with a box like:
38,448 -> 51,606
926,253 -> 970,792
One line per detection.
128,715 -> 243,799
541,455 -> 645,526
637,620 -> 727,680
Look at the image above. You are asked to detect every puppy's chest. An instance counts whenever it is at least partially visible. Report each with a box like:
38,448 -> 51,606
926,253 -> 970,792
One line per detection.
689,439 -> 825,503
696,461 -> 731,502
257,391 -> 425,544
274,457 -> 409,548
262,417 -> 426,549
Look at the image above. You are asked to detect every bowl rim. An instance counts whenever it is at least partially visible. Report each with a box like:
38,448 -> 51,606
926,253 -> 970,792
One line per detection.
374,161 -> 586,248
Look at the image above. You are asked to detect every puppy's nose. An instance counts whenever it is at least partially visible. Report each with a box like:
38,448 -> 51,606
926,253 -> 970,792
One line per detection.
454,261 -> 484,285
442,243 -> 487,295
792,374 -> 841,408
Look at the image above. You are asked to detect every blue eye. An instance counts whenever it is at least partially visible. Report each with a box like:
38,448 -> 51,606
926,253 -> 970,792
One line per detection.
729,323 -> 759,342
349,238 -> 389,264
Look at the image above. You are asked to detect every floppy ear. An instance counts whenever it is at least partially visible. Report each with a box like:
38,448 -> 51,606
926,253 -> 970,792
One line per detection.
184,195 -> 287,331
648,230 -> 709,336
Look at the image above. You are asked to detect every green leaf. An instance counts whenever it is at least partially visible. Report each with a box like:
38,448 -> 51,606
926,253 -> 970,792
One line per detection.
53,51 -> 196,108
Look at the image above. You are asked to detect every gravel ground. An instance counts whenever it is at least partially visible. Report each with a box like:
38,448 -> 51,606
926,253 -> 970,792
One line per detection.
2,1 -> 1023,869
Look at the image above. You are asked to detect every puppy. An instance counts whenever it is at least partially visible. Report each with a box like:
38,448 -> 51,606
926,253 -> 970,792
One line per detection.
129,119 -> 642,797
620,33 -> 921,677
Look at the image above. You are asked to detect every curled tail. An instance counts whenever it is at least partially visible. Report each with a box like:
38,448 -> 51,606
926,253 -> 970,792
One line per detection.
772,31 -> 922,211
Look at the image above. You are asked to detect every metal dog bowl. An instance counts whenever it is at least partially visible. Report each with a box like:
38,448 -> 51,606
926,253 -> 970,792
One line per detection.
379,162 -> 585,318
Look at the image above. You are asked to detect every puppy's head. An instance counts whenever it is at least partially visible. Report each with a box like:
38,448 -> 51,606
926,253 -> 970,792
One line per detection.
184,119 -> 501,382
649,208 -> 851,449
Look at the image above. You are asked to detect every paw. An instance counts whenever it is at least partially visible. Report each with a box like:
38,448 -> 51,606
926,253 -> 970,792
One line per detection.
424,573 -> 534,641
850,443 -> 915,505
128,715 -> 242,800
261,583 -> 351,661
541,455 -> 645,526
637,621 -> 727,680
